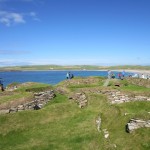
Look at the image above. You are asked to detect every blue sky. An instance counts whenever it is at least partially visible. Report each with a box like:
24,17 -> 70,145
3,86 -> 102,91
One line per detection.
0,0 -> 150,66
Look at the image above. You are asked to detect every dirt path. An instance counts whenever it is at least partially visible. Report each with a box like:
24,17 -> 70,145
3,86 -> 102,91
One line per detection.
103,79 -> 110,87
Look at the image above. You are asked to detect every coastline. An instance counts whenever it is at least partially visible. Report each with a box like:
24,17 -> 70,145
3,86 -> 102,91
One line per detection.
113,69 -> 150,75
124,70 -> 150,74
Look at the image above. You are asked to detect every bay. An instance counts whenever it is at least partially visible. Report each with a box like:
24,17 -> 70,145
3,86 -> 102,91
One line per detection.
0,70 -> 132,87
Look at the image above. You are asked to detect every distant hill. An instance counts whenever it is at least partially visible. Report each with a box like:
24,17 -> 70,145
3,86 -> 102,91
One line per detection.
0,65 -> 150,71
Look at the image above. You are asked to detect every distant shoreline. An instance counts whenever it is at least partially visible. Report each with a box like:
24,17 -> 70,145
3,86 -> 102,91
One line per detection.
0,69 -> 150,74
116,69 -> 150,74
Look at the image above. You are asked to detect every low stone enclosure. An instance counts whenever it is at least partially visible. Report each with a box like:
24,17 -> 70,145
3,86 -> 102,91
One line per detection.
69,88 -> 150,106
0,90 -> 56,114
63,85 -> 150,112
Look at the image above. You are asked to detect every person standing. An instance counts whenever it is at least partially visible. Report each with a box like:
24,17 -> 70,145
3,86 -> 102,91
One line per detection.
66,72 -> 70,79
122,70 -> 125,77
70,73 -> 74,79
118,72 -> 122,79
141,74 -> 145,79
111,73 -> 115,79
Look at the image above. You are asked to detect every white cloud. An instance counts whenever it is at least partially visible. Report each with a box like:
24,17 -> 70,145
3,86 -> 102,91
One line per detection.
29,11 -> 40,21
0,11 -> 25,26
0,10 -> 40,26
0,0 -> 41,26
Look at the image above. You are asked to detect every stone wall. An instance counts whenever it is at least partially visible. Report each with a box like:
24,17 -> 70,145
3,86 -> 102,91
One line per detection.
106,91 -> 150,104
69,92 -> 88,108
0,90 -> 56,115
126,119 -> 150,133
72,88 -> 150,104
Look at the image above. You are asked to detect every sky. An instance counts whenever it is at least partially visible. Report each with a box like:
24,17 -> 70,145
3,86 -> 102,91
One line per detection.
0,0 -> 150,66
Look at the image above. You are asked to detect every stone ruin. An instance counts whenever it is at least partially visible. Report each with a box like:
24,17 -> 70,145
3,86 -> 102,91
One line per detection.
103,129 -> 109,139
70,88 -> 150,104
95,115 -> 110,139
83,89 -> 150,104
95,115 -> 101,132
33,90 -> 56,109
0,90 -> 56,114
126,118 -> 150,133
68,92 -> 88,108
107,91 -> 150,104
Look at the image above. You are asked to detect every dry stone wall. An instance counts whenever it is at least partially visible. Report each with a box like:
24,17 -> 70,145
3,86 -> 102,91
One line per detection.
73,88 -> 150,104
106,91 -> 150,104
68,88 -> 150,108
126,119 -> 150,133
69,92 -> 88,108
0,90 -> 55,114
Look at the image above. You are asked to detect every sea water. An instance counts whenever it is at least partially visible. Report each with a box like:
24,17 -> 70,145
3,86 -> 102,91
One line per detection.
0,70 -> 133,87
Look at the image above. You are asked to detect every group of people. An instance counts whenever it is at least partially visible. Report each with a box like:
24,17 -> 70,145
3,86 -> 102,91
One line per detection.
66,72 -> 74,79
132,73 -> 150,79
108,70 -> 125,80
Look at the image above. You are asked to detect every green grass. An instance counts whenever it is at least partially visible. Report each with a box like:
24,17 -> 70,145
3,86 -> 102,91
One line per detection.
15,83 -> 53,92
68,83 -> 103,89
0,93 -> 149,150
0,92 -> 32,105
59,76 -> 105,87
0,94 -> 100,150
121,84 -> 150,91
119,101 -> 150,116
0,78 -> 150,150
